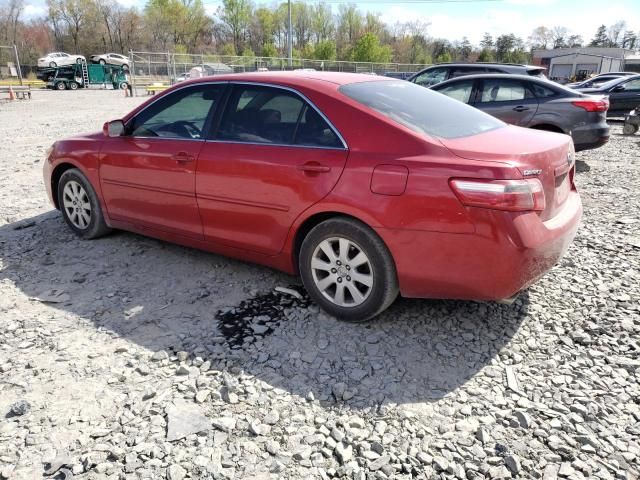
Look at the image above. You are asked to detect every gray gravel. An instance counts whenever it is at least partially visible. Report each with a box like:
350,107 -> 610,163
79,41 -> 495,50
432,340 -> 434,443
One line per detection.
1,90 -> 639,479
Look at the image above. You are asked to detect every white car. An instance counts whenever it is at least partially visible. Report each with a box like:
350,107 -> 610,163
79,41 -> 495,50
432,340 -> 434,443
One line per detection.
90,53 -> 130,69
37,52 -> 86,68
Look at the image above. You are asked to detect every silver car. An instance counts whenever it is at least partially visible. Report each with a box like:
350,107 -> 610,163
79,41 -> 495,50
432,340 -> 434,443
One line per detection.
431,74 -> 610,152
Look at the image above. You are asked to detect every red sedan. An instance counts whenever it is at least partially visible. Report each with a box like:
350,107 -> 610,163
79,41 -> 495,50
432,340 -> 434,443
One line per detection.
43,72 -> 582,321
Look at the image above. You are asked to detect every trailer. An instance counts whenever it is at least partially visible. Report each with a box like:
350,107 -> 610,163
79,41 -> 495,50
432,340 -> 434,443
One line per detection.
37,61 -> 129,91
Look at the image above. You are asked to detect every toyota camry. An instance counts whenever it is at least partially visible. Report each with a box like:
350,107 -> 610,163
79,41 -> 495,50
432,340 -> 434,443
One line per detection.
43,72 -> 582,321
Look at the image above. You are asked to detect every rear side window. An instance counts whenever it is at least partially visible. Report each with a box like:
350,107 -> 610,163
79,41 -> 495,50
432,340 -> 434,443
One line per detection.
530,82 -> 558,98
340,80 -> 504,139
217,85 -> 343,148
449,67 -> 481,79
478,79 -> 534,103
435,79 -> 475,103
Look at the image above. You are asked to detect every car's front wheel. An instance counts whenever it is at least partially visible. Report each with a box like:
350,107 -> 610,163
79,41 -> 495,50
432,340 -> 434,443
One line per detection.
57,169 -> 111,239
76,57 -> 83,64
49,61 -> 57,68
299,217 -> 398,322
99,59 -> 106,65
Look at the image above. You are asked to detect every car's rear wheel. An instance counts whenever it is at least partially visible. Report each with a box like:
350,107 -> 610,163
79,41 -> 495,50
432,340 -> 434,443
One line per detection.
58,169 -> 111,239
68,81 -> 79,90
49,61 -> 57,68
122,64 -> 129,71
55,81 -> 66,90
76,58 -> 83,64
99,59 -> 106,65
299,217 -> 398,322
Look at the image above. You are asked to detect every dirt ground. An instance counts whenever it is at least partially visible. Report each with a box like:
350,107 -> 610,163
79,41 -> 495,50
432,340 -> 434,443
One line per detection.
0,90 -> 639,480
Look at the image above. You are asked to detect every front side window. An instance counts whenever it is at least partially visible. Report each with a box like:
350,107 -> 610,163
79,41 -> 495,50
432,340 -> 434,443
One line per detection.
340,80 -> 504,140
217,85 -> 342,148
435,79 -> 475,104
129,84 -> 222,139
411,68 -> 448,87
478,79 -> 534,103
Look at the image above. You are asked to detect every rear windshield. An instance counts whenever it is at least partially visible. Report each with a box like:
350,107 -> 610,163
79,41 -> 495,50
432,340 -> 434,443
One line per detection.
339,80 -> 505,139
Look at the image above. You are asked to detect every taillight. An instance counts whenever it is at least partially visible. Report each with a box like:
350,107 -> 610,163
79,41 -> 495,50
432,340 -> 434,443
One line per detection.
572,98 -> 609,112
449,178 -> 546,212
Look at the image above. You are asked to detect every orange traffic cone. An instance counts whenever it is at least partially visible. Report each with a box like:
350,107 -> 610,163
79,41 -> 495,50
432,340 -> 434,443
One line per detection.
8,85 -> 15,101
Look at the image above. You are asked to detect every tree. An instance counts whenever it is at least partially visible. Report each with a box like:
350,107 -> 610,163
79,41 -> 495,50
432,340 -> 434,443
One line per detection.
218,0 -> 252,55
261,42 -> 277,57
607,21 -> 625,47
314,39 -> 336,60
480,32 -> 493,49
477,48 -> 494,62
590,25 -> 608,47
311,2 -> 333,43
567,34 -> 583,48
622,30 -> 637,50
351,32 -> 391,63
551,26 -> 568,49
529,26 -> 552,49
459,37 -> 472,60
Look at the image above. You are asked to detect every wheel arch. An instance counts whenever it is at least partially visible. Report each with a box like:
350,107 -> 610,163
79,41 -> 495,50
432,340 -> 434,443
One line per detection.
50,162 -> 84,209
289,208 -> 387,275
529,123 -> 566,134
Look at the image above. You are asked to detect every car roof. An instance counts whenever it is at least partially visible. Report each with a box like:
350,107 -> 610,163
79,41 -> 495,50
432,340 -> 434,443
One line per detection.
180,71 -> 389,90
431,73 -> 554,86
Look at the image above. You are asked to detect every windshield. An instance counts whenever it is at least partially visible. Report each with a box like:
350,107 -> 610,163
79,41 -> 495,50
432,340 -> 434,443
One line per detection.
339,80 -> 505,140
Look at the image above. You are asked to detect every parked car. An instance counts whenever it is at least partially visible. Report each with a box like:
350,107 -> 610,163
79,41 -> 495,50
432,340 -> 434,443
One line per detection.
189,63 -> 234,78
43,73 -> 581,321
175,72 -> 190,83
431,74 -> 610,152
37,52 -> 86,68
90,53 -> 130,69
408,63 -> 546,87
383,71 -> 414,80
566,74 -> 627,89
575,74 -> 640,116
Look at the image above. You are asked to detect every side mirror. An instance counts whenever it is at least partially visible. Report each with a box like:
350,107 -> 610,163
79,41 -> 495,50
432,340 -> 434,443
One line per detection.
612,85 -> 625,92
103,120 -> 125,137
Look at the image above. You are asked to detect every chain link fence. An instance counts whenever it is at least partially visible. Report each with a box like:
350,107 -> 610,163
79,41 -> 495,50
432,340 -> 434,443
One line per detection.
129,50 -> 429,91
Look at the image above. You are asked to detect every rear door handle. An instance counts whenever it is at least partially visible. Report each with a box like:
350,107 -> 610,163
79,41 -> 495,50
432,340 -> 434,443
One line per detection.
173,152 -> 195,163
513,106 -> 530,112
298,163 -> 331,174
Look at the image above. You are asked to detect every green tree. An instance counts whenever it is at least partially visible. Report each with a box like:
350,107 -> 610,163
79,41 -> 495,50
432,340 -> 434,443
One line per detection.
589,25 -> 607,46
477,48 -> 494,62
435,51 -> 451,63
351,32 -> 392,62
314,39 -> 336,60
459,37 -> 472,60
218,0 -> 252,55
261,42 -> 277,57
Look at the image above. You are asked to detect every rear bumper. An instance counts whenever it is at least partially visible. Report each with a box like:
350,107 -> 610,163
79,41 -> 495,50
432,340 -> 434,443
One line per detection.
572,125 -> 610,152
376,191 -> 582,300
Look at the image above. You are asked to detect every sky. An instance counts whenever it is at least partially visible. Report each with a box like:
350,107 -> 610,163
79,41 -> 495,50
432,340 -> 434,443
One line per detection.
21,0 -> 640,47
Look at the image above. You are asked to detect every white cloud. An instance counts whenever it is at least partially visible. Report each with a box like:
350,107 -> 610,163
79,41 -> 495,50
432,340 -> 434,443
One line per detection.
23,4 -> 47,18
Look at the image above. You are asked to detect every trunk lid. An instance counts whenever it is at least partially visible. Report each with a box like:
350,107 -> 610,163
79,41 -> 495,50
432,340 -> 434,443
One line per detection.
439,126 -> 574,221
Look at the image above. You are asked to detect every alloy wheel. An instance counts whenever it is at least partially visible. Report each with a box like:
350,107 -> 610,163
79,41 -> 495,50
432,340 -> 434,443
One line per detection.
311,237 -> 373,307
62,180 -> 91,229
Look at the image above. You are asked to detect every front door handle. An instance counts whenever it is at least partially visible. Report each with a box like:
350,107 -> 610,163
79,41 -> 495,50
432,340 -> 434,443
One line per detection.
298,163 -> 331,174
513,106 -> 530,112
173,152 -> 195,163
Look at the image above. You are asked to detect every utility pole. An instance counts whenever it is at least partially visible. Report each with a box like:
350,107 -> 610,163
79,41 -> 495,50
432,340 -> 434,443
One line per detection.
287,0 -> 292,68
13,45 -> 23,86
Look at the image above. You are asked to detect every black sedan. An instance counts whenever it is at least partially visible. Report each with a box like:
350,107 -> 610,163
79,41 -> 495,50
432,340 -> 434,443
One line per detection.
576,74 -> 640,116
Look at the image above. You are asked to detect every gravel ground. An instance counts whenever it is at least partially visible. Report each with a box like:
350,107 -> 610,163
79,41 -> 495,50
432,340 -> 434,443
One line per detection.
0,90 -> 639,480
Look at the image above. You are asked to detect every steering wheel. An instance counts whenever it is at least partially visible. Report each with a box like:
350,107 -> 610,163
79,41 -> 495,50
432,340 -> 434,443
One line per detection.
166,120 -> 202,139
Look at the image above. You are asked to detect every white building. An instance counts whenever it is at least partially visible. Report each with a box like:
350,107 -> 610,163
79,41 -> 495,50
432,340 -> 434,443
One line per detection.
532,47 -> 636,82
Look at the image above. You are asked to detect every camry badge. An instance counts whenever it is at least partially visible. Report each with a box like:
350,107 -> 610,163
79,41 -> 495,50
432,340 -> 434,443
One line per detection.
523,169 -> 542,176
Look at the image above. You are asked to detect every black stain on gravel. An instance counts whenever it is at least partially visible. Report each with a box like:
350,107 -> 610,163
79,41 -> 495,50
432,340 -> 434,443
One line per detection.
216,286 -> 311,348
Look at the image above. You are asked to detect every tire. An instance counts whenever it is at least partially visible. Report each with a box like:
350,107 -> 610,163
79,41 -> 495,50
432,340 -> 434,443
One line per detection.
49,61 -> 56,68
622,123 -> 638,135
99,59 -> 106,65
299,217 -> 399,322
76,57 -> 83,64
122,64 -> 129,71
57,169 -> 111,240
119,82 -> 129,90
55,82 -> 66,90
68,81 -> 79,90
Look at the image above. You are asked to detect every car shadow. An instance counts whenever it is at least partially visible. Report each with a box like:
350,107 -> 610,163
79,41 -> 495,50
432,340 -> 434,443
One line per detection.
0,211 -> 529,408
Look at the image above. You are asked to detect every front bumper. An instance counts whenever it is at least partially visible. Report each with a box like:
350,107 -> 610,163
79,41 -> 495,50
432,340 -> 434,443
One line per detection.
376,191 -> 582,301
